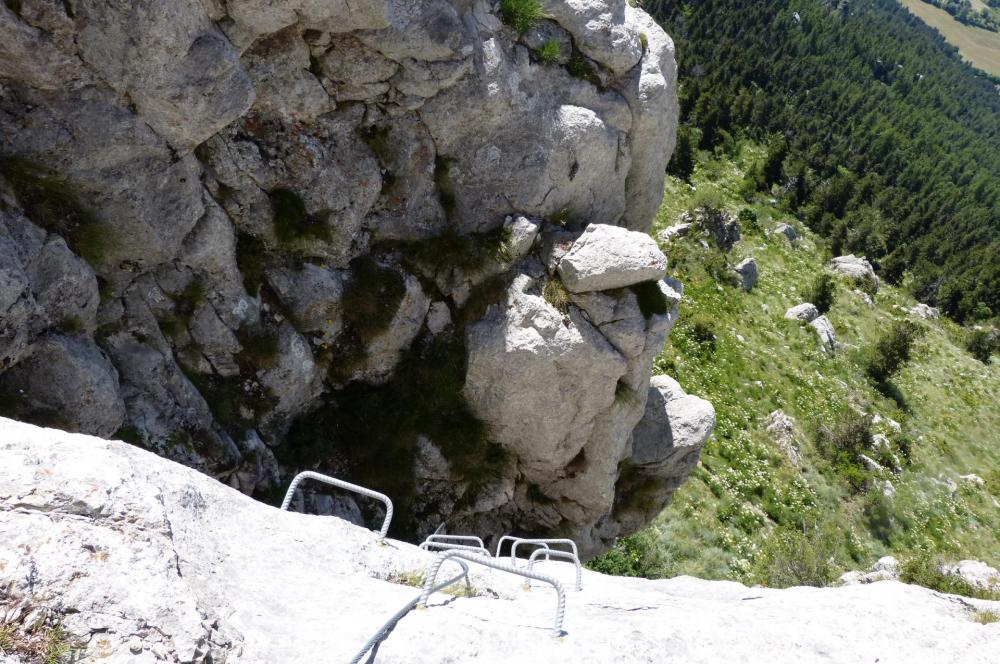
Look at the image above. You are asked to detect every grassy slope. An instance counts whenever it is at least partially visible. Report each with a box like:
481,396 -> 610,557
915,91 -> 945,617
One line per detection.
640,144 -> 1000,585
900,0 -> 1000,76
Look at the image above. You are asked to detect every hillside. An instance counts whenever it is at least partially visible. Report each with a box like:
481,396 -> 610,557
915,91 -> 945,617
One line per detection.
651,0 -> 1000,323
2,419 -> 999,663
900,0 -> 1000,76
591,144 -> 1000,590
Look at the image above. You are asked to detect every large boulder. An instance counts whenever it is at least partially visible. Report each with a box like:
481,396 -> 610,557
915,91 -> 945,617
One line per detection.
557,224 -> 667,293
785,302 -> 820,323
810,315 -> 837,353
733,257 -> 758,292
0,334 -> 125,437
630,375 -> 715,471
830,255 -> 879,292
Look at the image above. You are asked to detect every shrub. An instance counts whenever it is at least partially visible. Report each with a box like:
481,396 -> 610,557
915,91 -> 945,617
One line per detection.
686,313 -> 717,351
567,52 -> 600,85
498,0 -> 542,35
538,40 -> 561,65
804,272 -> 837,314
816,412 -> 874,492
737,208 -> 760,233
965,327 -> 998,365
586,529 -> 667,579
863,320 -> 925,383
750,526 -> 838,588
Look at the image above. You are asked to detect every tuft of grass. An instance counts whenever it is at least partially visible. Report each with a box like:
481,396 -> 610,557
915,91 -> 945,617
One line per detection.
567,51 -> 601,85
538,40 -> 561,65
973,609 -> 1000,624
341,256 -> 407,345
499,0 -> 543,35
542,277 -> 571,314
56,316 -> 85,335
388,569 -> 479,597
0,622 -> 79,664
434,155 -> 457,220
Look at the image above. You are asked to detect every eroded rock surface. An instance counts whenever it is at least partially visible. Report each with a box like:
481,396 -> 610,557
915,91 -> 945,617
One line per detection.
1,422 -> 998,664
0,0 -> 694,553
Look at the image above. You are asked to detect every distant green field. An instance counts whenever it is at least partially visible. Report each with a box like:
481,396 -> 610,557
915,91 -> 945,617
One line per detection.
900,0 -> 1000,76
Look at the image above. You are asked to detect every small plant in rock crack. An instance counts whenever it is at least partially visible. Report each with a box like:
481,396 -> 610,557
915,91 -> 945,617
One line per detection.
539,40 -> 561,65
499,0 -> 543,35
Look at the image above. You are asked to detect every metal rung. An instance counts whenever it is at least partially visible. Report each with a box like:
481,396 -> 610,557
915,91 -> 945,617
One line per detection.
418,541 -> 491,556
527,548 -> 583,591
419,550 -> 567,637
280,471 -> 394,542
508,538 -> 579,567
494,535 -> 551,559
423,534 -> 487,550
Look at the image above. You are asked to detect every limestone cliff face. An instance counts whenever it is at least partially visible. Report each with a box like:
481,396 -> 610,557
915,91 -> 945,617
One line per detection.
0,0 -> 706,555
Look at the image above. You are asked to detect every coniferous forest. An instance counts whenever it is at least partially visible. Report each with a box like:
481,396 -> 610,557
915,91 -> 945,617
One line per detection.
651,0 -> 1000,324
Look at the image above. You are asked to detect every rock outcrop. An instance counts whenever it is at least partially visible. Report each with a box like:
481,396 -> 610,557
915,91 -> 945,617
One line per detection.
784,303 -> 820,323
0,1 -> 698,554
733,257 -> 757,292
810,315 -> 837,353
1,421 -> 998,664
830,255 -> 879,292
678,207 -> 741,252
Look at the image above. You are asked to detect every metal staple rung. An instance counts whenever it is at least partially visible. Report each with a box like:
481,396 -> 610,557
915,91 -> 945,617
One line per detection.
418,541 -> 491,556
279,470 -> 394,542
508,538 -> 579,567
494,535 -> 551,559
526,548 -> 583,591
418,550 -> 567,637
423,534 -> 487,549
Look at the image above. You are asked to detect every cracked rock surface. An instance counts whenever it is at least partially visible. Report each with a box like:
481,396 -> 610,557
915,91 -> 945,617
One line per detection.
1,420 -> 998,664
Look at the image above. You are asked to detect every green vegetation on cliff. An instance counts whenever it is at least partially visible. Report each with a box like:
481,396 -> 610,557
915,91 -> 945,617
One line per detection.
594,144 -> 1000,587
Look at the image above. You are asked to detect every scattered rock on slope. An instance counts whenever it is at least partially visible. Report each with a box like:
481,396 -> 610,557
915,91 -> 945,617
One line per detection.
784,302 -> 820,323
810,315 -> 838,353
909,303 -> 940,320
766,409 -> 801,465
830,255 -> 880,292
733,257 -> 757,292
